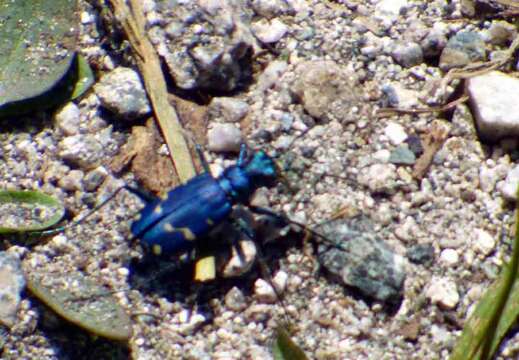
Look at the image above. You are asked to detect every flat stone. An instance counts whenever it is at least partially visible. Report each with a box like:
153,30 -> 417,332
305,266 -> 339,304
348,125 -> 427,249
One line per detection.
317,216 -> 406,306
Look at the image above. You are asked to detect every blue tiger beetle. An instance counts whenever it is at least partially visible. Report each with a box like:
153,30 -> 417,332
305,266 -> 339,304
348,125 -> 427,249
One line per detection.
130,144 -> 279,257
39,143 -> 292,261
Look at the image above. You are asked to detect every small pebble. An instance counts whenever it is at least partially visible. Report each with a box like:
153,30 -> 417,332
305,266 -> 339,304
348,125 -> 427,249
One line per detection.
439,248 -> 459,266
357,163 -> 397,194
207,123 -> 242,153
407,244 -> 434,265
209,97 -> 249,123
384,122 -> 408,145
473,228 -> 495,256
391,41 -> 423,68
389,146 -> 416,165
95,67 -> 151,119
224,287 -> 247,312
500,165 -> 519,200
55,103 -> 80,136
254,278 -> 278,304
251,18 -> 288,43
426,277 -> 459,309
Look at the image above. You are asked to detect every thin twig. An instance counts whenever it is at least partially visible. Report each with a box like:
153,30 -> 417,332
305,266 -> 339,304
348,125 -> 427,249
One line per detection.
109,0 -> 196,183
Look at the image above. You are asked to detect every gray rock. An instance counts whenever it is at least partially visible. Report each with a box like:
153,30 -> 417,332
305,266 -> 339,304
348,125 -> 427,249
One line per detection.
256,60 -> 288,92
207,123 -> 242,153
95,67 -> 151,119
421,29 -> 447,58
84,166 -> 108,192
389,146 -> 416,165
439,31 -> 486,71
59,134 -> 105,169
54,103 -> 80,136
148,1 -> 258,92
467,71 -> 519,142
0,252 -> 26,327
224,287 -> 247,311
290,60 -> 360,123
317,217 -> 406,305
391,41 -> 423,68
58,169 -> 84,192
209,97 -> 249,123
407,244 -> 434,265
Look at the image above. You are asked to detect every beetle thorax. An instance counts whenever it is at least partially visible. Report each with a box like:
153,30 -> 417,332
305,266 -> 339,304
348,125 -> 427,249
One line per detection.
218,151 -> 277,204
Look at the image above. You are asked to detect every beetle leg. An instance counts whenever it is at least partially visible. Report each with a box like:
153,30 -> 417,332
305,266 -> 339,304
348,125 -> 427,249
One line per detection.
237,143 -> 248,166
195,144 -> 211,174
123,185 -> 157,203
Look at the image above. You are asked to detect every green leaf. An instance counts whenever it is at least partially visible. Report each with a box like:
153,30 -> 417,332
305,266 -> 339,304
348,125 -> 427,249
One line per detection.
70,54 -> 95,100
272,327 -> 309,360
25,269 -> 132,341
0,190 -> 65,233
450,184 -> 519,359
0,0 -> 79,117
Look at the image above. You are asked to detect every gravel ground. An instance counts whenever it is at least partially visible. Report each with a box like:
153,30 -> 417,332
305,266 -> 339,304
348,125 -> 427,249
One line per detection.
2,0 -> 519,359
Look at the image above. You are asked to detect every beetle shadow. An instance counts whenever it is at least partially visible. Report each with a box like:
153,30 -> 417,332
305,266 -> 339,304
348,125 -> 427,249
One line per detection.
126,212 -> 295,323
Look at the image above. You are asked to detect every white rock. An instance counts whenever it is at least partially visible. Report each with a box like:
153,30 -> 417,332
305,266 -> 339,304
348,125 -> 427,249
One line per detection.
439,248 -> 459,266
426,277 -> 459,309
272,270 -> 288,293
254,278 -> 278,303
384,122 -> 408,145
473,228 -> 495,255
500,165 -> 519,200
467,71 -> 519,141
251,18 -> 288,43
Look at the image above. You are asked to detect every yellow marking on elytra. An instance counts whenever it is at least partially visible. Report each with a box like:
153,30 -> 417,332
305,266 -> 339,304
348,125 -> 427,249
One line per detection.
160,192 -> 168,200
206,218 -> 214,226
179,227 -> 196,241
152,244 -> 162,255
163,223 -> 174,232
134,213 -> 141,221
154,205 -> 163,215
162,223 -> 196,241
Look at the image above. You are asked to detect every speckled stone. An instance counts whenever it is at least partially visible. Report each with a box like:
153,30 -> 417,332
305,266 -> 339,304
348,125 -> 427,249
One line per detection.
95,67 -> 151,119
439,31 -> 486,71
317,216 -> 406,305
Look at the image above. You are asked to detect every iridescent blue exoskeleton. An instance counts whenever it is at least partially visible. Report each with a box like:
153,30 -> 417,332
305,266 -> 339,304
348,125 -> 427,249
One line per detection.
130,144 -> 278,256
